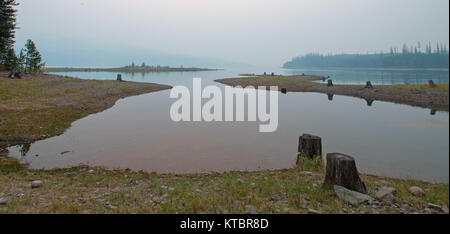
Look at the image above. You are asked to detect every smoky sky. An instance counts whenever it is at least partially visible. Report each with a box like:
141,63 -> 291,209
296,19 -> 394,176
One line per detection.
14,0 -> 450,67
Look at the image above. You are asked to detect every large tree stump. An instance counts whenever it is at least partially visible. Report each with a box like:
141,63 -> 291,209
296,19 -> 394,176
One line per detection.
322,153 -> 367,194
327,80 -> 333,87
117,74 -> 122,82
298,134 -> 322,159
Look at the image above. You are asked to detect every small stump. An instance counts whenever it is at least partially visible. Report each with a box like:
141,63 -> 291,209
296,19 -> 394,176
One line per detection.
117,74 -> 123,82
281,88 -> 287,94
430,109 -> 437,115
322,153 -> 367,194
298,134 -> 322,159
327,80 -> 333,87
428,80 -> 436,88
365,81 -> 373,89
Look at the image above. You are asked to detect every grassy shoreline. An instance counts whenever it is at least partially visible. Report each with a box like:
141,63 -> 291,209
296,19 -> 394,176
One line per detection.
215,75 -> 449,111
0,155 -> 448,214
0,72 -> 448,214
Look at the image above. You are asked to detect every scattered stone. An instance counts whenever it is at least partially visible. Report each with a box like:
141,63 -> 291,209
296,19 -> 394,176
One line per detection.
442,205 -> 449,214
88,169 -> 95,174
283,208 -> 290,213
375,187 -> 396,203
31,180 -> 43,188
168,187 -> 175,192
216,206 -> 224,214
409,186 -> 425,196
428,203 -> 443,212
0,197 -> 8,205
77,198 -> 87,204
307,209 -> 321,214
237,179 -> 245,184
196,189 -> 203,193
244,205 -> 258,214
300,171 -> 313,176
334,185 -> 373,206
424,208 -> 432,214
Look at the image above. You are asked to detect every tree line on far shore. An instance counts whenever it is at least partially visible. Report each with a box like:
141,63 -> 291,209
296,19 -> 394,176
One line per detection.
283,42 -> 449,69
0,0 -> 44,72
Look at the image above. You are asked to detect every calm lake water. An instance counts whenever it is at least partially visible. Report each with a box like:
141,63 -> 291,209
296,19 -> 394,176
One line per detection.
8,68 -> 450,182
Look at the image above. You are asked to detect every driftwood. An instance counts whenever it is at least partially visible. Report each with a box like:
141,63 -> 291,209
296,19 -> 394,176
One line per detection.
322,153 -> 367,194
298,134 -> 322,159
327,80 -> 333,87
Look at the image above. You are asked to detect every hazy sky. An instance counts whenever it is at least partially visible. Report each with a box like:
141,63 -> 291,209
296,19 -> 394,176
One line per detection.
15,0 -> 450,67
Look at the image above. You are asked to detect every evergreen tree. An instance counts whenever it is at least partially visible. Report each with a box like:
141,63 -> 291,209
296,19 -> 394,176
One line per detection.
0,0 -> 19,67
3,47 -> 18,70
24,39 -> 44,73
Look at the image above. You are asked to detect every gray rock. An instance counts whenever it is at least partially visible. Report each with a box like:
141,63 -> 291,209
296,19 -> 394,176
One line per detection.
244,205 -> 258,214
31,180 -> 43,188
428,203 -> 443,212
300,171 -> 313,176
0,197 -> 8,205
409,186 -> 425,196
442,205 -> 449,214
307,209 -> 321,214
375,186 -> 396,203
334,185 -> 373,206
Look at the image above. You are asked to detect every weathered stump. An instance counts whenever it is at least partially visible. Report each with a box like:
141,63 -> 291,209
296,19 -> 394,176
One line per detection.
281,88 -> 287,94
322,153 -> 367,194
365,81 -> 373,89
117,74 -> 122,82
327,80 -> 333,87
430,109 -> 437,115
428,80 -> 436,88
298,134 -> 322,159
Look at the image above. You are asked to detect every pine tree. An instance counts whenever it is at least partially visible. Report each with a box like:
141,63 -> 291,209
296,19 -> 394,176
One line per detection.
3,47 -> 18,70
24,39 -> 44,73
0,0 -> 19,67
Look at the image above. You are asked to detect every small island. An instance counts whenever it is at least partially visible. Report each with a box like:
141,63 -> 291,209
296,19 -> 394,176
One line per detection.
44,64 -> 221,73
